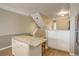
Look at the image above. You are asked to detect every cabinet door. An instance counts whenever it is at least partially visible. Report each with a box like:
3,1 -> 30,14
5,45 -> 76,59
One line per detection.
55,31 -> 70,51
47,31 -> 70,52
47,31 -> 57,48
12,39 -> 30,56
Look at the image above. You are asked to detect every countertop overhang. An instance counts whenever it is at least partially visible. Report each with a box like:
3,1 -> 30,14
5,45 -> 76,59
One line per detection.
12,35 -> 47,47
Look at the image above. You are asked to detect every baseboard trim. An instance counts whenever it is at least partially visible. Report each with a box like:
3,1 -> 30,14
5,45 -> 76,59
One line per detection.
48,47 -> 69,53
0,45 -> 11,51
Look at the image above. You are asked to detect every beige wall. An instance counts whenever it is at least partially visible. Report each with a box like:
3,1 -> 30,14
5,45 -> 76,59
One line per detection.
0,8 -> 37,49
0,8 -> 34,36
44,16 -> 69,30
56,16 -> 69,30
40,14 -> 52,30
41,14 -> 50,26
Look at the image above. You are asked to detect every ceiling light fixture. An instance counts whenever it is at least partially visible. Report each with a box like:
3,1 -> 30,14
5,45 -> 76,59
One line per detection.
57,10 -> 69,16
61,14 -> 64,16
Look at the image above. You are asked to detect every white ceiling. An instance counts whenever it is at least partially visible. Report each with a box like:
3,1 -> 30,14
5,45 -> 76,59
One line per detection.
0,3 -> 69,18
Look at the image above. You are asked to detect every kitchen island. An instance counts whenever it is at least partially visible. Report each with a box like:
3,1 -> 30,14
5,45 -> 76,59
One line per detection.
12,35 -> 47,56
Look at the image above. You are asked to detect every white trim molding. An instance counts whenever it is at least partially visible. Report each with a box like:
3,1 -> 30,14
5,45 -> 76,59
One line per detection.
0,4 -> 29,16
0,45 -> 11,51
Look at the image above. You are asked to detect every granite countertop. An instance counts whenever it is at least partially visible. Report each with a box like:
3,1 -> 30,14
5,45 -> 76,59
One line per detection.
12,35 -> 47,47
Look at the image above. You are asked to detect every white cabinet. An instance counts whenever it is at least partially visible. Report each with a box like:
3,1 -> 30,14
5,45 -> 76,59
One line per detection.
12,39 -> 30,56
12,39 -> 42,56
47,30 -> 70,52
47,31 -> 58,50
